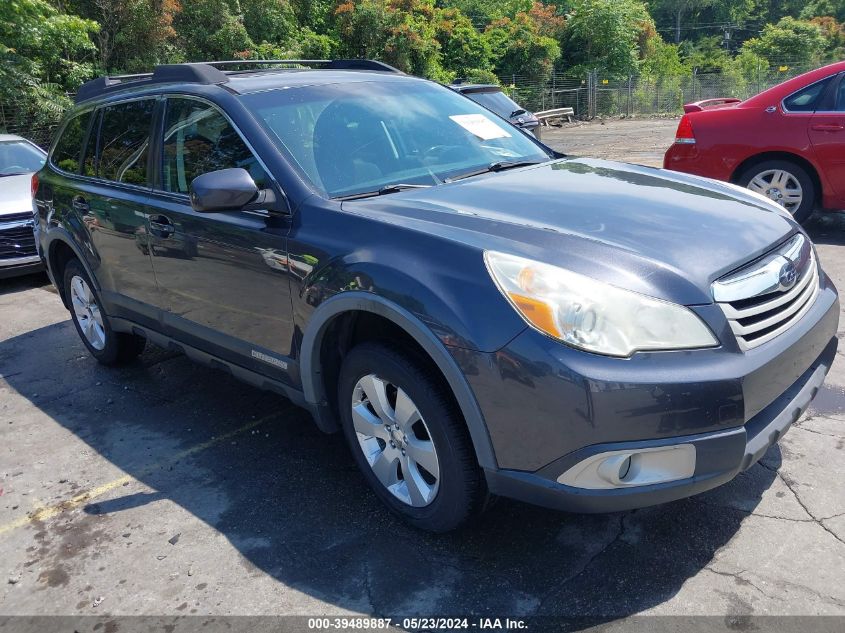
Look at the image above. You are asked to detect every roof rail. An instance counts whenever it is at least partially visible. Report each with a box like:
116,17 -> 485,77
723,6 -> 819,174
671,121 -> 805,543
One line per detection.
202,59 -> 403,73
74,59 -> 401,104
75,64 -> 230,104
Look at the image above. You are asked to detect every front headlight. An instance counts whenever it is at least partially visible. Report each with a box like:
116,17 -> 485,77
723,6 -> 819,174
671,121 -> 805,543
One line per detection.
485,251 -> 718,357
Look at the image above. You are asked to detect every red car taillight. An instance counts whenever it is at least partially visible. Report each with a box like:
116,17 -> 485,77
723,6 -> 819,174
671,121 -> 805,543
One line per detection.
31,173 -> 39,198
674,115 -> 696,144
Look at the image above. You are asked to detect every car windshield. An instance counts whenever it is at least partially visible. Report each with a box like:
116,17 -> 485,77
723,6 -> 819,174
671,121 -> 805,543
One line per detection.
0,140 -> 46,176
464,89 -> 525,118
240,80 -> 550,199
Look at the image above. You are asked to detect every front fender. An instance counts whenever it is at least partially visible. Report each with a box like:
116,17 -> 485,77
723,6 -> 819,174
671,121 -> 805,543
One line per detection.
299,291 -> 498,470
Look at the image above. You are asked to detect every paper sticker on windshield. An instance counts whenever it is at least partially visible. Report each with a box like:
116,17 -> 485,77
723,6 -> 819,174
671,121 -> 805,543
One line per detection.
449,114 -> 511,140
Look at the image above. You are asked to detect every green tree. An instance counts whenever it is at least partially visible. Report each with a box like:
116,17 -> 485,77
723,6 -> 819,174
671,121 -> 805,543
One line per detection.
442,0 -> 533,25
67,0 -> 180,71
560,0 -> 652,77
0,0 -> 98,141
650,0 -> 715,44
241,0 -> 298,48
334,0 -> 445,78
800,0 -> 845,21
484,11 -> 560,81
291,0 -> 336,31
809,16 -> 845,59
742,17 -> 827,66
174,0 -> 255,60
435,7 -> 492,78
680,35 -> 732,72
1,0 -> 99,89
640,35 -> 686,77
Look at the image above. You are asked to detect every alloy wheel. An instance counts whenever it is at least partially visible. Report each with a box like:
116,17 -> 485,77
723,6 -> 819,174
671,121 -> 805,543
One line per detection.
746,168 -> 803,215
351,374 -> 440,507
70,275 -> 106,350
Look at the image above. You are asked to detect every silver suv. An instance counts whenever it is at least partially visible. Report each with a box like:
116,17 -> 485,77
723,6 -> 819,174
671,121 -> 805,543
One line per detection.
0,134 -> 46,278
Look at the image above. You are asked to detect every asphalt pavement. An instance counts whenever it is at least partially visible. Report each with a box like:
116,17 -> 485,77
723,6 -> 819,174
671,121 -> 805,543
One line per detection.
1,126 -> 843,626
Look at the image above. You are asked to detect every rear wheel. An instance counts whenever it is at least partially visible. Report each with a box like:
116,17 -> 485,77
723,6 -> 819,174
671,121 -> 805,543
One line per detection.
738,159 -> 816,224
338,342 -> 487,532
63,259 -> 146,365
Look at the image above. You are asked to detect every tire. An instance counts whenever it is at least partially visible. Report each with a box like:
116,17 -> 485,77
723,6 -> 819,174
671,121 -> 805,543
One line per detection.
338,342 -> 487,532
63,259 -> 146,365
738,159 -> 816,224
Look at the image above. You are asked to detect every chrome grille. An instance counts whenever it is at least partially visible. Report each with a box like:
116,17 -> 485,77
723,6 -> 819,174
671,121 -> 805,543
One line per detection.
0,213 -> 37,260
713,234 -> 819,351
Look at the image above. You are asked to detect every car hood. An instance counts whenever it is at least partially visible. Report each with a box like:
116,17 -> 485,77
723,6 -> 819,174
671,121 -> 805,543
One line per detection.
343,158 -> 798,305
0,174 -> 34,216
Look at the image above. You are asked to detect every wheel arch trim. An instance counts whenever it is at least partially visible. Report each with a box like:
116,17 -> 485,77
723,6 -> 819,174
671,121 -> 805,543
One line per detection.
44,229 -> 99,307
300,291 -> 498,470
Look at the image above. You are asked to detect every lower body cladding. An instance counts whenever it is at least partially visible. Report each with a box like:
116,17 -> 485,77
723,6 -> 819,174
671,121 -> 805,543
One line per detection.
455,279 -> 839,513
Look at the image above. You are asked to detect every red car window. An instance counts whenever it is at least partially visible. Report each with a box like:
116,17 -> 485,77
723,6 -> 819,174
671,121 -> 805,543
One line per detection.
783,77 -> 834,112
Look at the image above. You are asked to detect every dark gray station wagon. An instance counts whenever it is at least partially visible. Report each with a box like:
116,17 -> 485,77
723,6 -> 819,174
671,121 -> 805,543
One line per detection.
33,60 -> 838,531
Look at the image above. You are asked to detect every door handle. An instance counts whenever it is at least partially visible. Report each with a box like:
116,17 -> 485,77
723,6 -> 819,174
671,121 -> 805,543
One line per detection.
811,124 -> 844,132
71,195 -> 89,213
149,215 -> 175,237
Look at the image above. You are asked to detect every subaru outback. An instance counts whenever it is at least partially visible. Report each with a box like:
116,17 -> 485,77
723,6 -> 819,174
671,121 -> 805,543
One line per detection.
33,60 -> 839,532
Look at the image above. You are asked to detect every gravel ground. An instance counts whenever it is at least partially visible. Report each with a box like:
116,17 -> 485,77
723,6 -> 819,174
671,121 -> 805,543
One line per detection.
1,120 -> 844,629
540,118 -> 680,168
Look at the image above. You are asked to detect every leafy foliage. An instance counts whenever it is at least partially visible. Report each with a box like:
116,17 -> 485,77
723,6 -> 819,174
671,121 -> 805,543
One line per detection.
2,0 -> 844,139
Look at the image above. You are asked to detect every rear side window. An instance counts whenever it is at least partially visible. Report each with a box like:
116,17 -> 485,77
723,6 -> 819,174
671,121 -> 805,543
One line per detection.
52,111 -> 92,173
783,77 -> 833,112
96,99 -> 155,185
161,98 -> 266,194
834,76 -> 845,111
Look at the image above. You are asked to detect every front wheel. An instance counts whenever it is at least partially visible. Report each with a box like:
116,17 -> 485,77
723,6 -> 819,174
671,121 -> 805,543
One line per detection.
63,259 -> 146,365
738,160 -> 816,224
338,342 -> 487,532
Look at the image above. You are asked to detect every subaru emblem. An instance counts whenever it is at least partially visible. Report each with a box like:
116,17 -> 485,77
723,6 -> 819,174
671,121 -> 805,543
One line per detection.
778,260 -> 797,289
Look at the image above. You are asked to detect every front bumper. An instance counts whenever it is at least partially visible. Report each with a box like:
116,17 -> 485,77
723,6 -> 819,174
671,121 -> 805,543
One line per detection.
484,337 -> 835,512
0,255 -> 43,279
455,273 -> 839,512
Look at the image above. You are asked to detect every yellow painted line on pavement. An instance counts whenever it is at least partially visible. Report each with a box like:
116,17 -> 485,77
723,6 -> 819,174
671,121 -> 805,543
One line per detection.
0,413 -> 278,537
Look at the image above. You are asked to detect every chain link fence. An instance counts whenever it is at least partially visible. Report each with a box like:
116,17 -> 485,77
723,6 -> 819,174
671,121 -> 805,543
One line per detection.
0,62 -> 826,148
0,98 -> 67,150
500,62 -> 820,118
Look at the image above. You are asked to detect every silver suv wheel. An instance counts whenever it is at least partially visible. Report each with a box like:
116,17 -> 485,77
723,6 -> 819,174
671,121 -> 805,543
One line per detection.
70,275 -> 106,350
351,373 -> 440,507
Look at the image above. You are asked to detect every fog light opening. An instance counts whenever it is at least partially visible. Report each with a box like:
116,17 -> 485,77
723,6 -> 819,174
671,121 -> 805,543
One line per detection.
618,455 -> 633,481
558,444 -> 696,490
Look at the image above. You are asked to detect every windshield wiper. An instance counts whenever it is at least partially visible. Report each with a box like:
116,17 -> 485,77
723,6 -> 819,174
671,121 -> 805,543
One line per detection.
337,183 -> 432,201
445,160 -> 545,183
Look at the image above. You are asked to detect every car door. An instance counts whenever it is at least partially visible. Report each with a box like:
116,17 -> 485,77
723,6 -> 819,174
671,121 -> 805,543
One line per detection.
69,98 -> 161,325
144,96 -> 296,384
809,73 -> 845,205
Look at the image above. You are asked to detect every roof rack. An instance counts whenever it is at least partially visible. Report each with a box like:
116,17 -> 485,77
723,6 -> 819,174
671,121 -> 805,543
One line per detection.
203,59 -> 403,73
74,59 -> 402,104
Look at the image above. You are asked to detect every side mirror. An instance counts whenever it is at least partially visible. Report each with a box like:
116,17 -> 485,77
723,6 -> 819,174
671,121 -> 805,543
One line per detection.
190,168 -> 259,213
189,168 -> 289,216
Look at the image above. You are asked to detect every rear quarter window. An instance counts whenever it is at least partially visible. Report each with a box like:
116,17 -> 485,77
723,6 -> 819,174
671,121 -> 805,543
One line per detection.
51,111 -> 93,173
783,76 -> 834,112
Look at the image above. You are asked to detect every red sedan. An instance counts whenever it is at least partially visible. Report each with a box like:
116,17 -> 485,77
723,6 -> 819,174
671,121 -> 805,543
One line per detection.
664,61 -> 845,223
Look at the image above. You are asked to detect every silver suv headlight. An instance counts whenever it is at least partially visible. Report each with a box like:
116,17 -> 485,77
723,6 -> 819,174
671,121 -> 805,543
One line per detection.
484,251 -> 718,357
